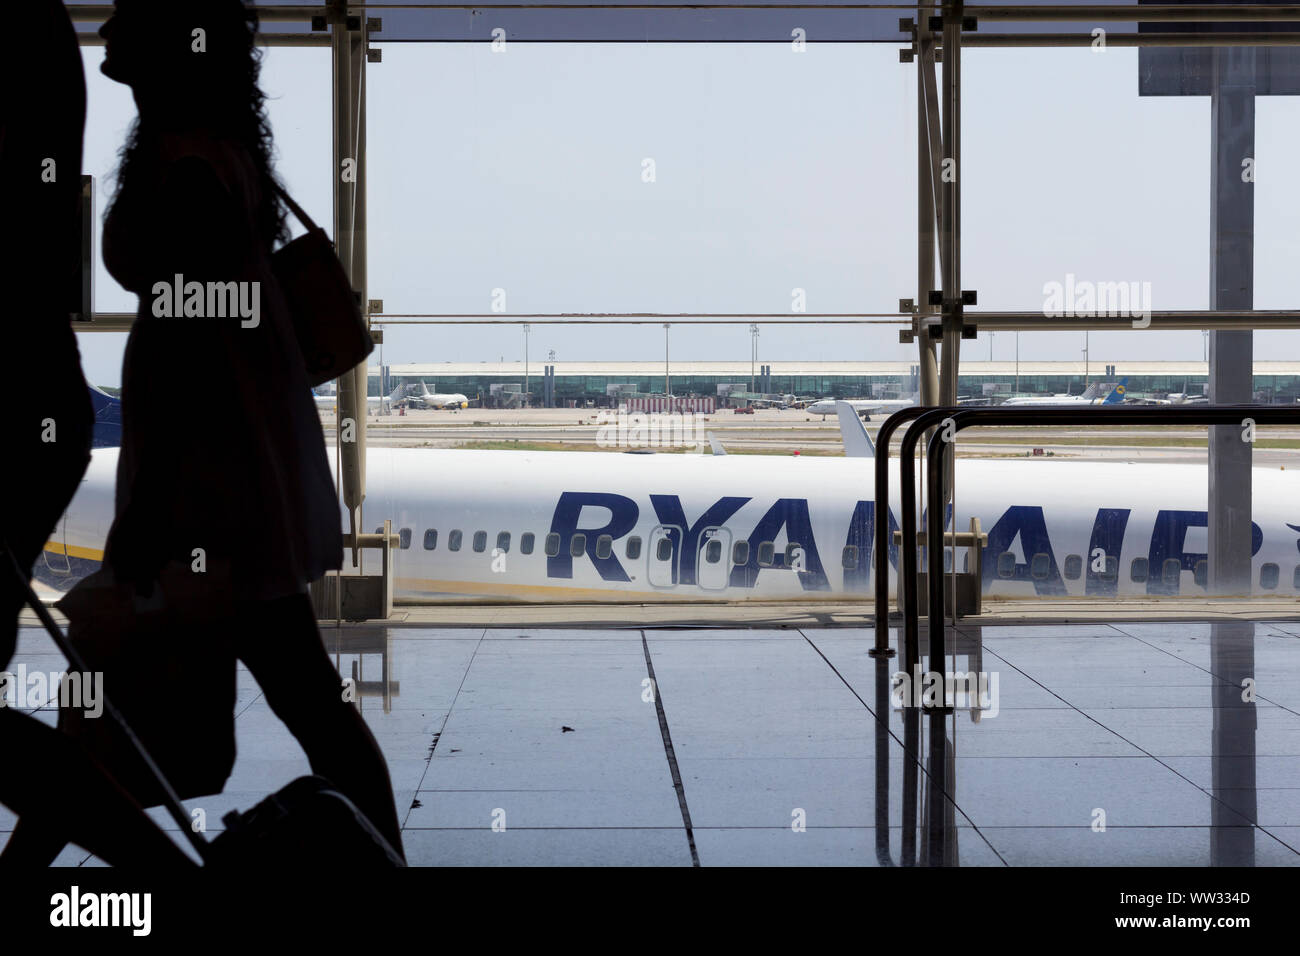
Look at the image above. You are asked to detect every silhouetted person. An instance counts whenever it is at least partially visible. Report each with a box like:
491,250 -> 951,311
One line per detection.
0,0 -> 192,868
92,0 -> 405,856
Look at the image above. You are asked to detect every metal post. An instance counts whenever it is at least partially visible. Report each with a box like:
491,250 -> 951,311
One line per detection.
917,5 -> 940,408
938,1 -> 962,409
1208,45 -> 1256,596
332,2 -> 367,566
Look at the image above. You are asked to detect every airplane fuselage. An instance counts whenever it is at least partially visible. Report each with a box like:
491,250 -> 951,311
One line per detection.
45,447 -> 1300,603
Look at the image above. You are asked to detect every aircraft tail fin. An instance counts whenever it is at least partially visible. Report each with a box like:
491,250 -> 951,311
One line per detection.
1102,377 -> 1129,404
835,401 -> 875,458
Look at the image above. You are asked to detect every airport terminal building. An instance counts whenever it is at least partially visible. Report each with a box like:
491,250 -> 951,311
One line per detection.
376,360 -> 1300,406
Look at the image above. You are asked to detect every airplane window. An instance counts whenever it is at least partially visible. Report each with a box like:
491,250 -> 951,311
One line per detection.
758,542 -> 775,567
423,529 -> 438,551
1030,554 -> 1050,580
1063,554 -> 1082,580
656,537 -> 672,561
1130,557 -> 1149,583
1194,560 -> 1208,589
497,531 -> 511,553
1161,559 -> 1181,588
733,541 -> 749,566
399,528 -> 412,550
449,530 -> 463,552
520,532 -> 535,555
626,536 -> 642,560
570,534 -> 586,557
473,531 -> 487,553
784,543 -> 804,567
996,552 -> 1015,579
544,533 -> 560,557
842,545 -> 858,570
595,535 -> 612,560
1260,563 -> 1279,590
704,539 -> 722,564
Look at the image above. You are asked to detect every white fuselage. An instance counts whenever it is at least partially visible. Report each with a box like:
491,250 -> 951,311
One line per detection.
56,447 -> 1300,604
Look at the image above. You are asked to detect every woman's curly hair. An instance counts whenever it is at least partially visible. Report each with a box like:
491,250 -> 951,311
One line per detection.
108,0 -> 288,248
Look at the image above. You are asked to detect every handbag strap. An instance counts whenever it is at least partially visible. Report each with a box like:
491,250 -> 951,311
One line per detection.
272,181 -> 321,235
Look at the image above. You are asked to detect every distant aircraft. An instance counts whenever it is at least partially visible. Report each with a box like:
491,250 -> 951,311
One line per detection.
1001,378 -> 1128,407
312,385 -> 408,412
391,383 -> 470,410
807,394 -> 918,418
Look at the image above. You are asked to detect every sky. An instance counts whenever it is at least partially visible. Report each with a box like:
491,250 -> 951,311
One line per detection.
76,41 -> 1300,388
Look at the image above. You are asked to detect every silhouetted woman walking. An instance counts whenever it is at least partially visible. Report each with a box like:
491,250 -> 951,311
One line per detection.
95,0 -> 404,857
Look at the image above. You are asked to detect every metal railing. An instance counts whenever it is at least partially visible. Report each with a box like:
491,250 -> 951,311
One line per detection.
873,403 -> 1300,672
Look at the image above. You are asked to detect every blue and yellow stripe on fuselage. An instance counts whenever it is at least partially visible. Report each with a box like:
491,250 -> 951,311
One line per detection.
33,541 -> 104,590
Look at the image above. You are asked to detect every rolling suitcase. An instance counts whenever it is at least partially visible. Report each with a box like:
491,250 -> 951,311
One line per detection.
3,540 -> 405,868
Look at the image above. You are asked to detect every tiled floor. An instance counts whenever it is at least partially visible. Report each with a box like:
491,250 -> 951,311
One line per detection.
3,620 -> 1299,866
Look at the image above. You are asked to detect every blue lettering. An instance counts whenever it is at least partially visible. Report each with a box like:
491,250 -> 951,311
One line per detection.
842,501 -> 899,593
649,495 -> 750,586
1147,510 -> 1264,595
547,492 -> 639,581
729,498 -> 829,591
981,505 -> 1067,596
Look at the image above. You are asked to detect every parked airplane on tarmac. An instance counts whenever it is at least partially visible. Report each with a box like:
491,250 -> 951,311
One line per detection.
397,383 -> 470,410
36,396 -> 1299,603
807,394 -> 919,418
1000,378 -> 1128,407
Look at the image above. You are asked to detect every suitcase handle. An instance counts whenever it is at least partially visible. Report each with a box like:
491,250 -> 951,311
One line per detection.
2,537 -> 213,864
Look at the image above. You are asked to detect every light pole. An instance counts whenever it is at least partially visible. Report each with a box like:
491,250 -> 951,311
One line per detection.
1082,331 -> 1090,392
750,323 -> 759,393
663,323 -> 671,398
